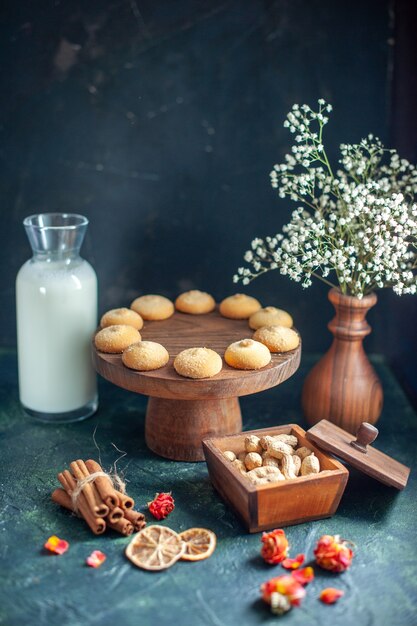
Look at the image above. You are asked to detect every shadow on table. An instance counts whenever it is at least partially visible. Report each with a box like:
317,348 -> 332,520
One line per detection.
249,598 -> 274,621
157,471 -> 249,536
247,554 -> 280,572
337,466 -> 401,522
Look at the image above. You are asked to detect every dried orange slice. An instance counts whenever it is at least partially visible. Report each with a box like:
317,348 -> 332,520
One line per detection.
125,524 -> 185,571
179,528 -> 217,561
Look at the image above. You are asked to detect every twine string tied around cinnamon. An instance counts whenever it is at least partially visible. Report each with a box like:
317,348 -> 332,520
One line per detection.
70,470 -> 126,511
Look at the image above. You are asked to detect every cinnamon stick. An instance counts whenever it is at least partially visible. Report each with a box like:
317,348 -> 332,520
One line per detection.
51,487 -> 77,511
58,470 -> 106,535
70,460 -> 109,517
85,459 -> 119,508
124,509 -> 146,531
107,518 -> 134,536
115,490 -> 134,510
107,506 -> 124,523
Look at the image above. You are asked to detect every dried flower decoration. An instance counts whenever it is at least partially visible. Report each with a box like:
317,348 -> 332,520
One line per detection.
44,535 -> 69,555
282,553 -> 305,570
261,575 -> 306,615
291,566 -> 314,585
314,534 -> 354,572
86,550 -> 106,568
148,492 -> 175,520
234,100 -> 417,298
319,587 -> 344,604
260,529 -> 289,565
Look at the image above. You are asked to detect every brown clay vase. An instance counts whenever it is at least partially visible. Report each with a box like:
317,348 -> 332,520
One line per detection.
301,288 -> 383,431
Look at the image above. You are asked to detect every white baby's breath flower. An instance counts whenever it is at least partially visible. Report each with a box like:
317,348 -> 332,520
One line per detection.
234,99 -> 417,297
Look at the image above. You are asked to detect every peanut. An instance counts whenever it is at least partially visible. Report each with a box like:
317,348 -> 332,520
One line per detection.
228,433 -> 322,484
260,435 -> 273,450
300,453 -> 320,476
244,452 -> 263,471
292,454 -> 302,476
250,475 -> 284,485
262,454 -> 281,469
246,466 -> 284,484
244,435 -> 262,454
294,446 -> 313,460
260,434 -> 298,449
273,434 -> 298,448
231,459 -> 247,475
266,439 -> 294,459
280,453 -> 297,479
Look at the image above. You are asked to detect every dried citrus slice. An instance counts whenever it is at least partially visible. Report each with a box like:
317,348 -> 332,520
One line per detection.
179,528 -> 217,561
125,524 -> 185,571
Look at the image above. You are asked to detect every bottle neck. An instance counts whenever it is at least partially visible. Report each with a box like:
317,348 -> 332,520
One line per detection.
24,213 -> 88,265
31,249 -> 82,263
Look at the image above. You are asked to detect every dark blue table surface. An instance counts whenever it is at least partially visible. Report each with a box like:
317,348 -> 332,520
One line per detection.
1,350 -> 416,626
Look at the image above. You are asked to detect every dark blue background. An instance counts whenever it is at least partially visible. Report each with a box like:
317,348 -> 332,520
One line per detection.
2,0 -> 416,387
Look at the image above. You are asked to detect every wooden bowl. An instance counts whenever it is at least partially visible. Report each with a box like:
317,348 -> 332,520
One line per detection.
203,424 -> 349,532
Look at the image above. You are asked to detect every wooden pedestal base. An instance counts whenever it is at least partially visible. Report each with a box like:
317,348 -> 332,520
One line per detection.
145,396 -> 242,461
92,310 -> 301,462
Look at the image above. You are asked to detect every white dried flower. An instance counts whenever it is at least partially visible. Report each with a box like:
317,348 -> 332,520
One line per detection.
233,99 -> 417,297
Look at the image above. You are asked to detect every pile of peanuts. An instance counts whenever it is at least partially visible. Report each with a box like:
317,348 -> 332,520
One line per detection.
223,433 -> 321,485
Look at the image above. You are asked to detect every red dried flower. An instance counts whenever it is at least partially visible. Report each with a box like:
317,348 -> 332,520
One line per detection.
44,535 -> 69,555
148,492 -> 175,520
291,566 -> 314,585
261,575 -> 306,614
261,529 -> 289,565
314,534 -> 354,573
319,587 -> 344,604
86,550 -> 106,568
282,553 -> 305,570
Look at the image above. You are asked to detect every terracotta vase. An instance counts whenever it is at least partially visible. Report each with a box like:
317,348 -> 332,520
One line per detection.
301,287 -> 383,431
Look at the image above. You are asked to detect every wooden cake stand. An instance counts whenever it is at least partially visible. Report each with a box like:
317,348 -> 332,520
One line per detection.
92,309 -> 301,461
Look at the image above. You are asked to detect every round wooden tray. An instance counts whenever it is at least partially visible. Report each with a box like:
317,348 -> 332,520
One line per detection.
93,309 -> 301,461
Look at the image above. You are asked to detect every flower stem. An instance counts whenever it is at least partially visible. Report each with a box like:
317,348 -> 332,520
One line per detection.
311,272 -> 338,289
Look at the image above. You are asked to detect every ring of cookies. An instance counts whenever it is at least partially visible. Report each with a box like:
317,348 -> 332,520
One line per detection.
94,290 -> 300,380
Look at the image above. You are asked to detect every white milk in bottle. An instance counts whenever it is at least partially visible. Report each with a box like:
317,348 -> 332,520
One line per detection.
16,213 -> 98,422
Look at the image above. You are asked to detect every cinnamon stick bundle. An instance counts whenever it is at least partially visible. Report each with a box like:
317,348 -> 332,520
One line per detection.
52,459 -> 145,537
70,460 -> 109,517
58,470 -> 106,535
85,459 -> 119,508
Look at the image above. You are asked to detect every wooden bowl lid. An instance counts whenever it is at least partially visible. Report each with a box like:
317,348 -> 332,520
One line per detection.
306,420 -> 410,490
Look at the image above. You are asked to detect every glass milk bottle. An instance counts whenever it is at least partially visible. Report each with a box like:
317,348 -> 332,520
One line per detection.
16,213 -> 98,422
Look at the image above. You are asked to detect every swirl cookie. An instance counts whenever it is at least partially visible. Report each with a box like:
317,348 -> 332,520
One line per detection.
130,295 -> 174,321
122,341 -> 169,371
253,325 -> 299,353
249,306 -> 293,330
224,338 -> 271,370
175,290 -> 216,315
219,294 -> 261,319
95,325 -> 141,354
100,308 -> 143,330
174,347 -> 222,379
